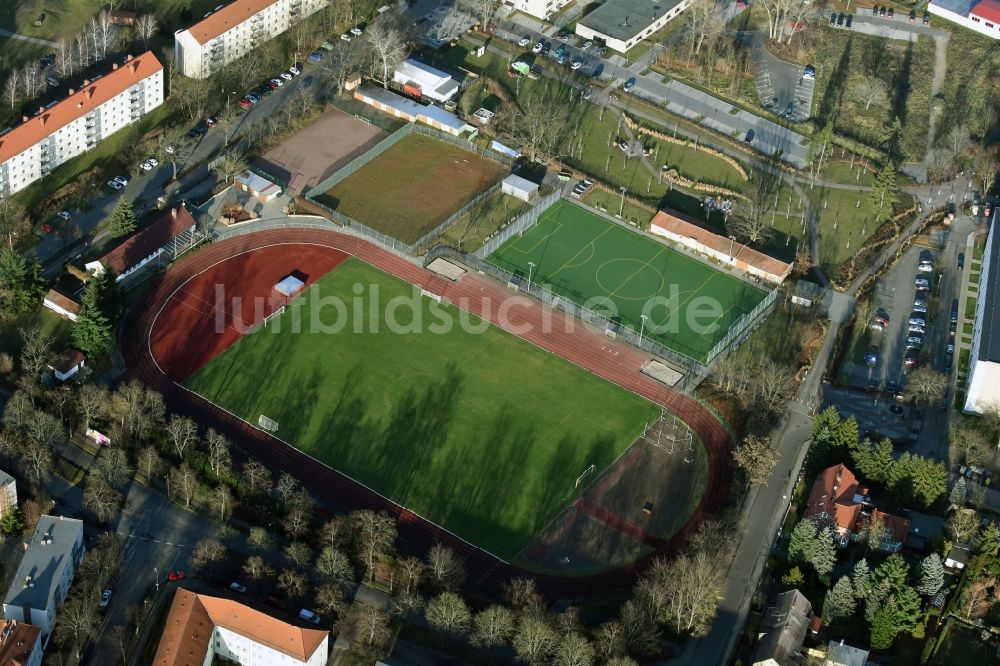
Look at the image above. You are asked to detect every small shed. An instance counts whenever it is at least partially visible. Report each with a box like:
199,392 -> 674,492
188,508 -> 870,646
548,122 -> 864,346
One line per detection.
43,289 -> 81,322
945,545 -> 971,570
791,280 -> 824,307
501,174 -> 539,203
235,171 -> 282,202
275,275 -> 305,298
49,350 -> 85,382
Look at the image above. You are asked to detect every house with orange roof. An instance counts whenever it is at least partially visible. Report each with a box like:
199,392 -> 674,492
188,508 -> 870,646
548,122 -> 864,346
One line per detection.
0,52 -> 163,197
929,0 -> 1000,39
153,588 -> 329,666
649,209 -> 793,285
0,620 -> 41,666
804,464 -> 911,553
85,205 -> 197,282
174,0 -> 327,78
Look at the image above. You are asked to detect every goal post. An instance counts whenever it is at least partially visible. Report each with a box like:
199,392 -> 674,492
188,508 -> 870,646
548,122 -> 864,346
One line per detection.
258,415 -> 279,432
575,463 -> 596,488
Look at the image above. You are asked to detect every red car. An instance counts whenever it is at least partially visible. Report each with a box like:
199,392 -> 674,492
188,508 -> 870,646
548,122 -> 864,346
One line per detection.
167,570 -> 186,581
40,223 -> 53,233
238,97 -> 251,109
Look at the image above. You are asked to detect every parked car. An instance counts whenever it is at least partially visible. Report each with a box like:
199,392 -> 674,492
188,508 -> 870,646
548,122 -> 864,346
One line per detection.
308,51 -> 324,62
340,32 -> 352,41
532,41 -> 543,53
908,324 -> 925,334
909,9 -> 916,23
802,65 -> 816,80
745,128 -> 755,144
270,78 -> 284,87
206,116 -> 218,128
904,352 -> 919,368
623,77 -> 635,92
289,65 -> 301,76
266,596 -> 286,610
518,36 -> 531,47
280,72 -> 293,81
888,7 -> 894,17
582,87 -> 593,100
958,252 -> 965,269
571,59 -> 582,70
229,582 -> 247,593
167,570 -> 186,581
542,42 -> 551,55
139,159 -> 154,172
350,26 -> 363,36
879,6 -> 886,16
100,589 -> 112,608
830,12 -> 837,24
923,12 -> 931,24
837,12 -> 845,25
906,334 -> 924,345
40,223 -> 53,233
164,144 -> 175,154
864,347 -> 878,366
299,609 -> 321,625
846,13 -> 853,27
908,316 -> 926,326
57,210 -> 72,220
986,202 -> 993,217
917,262 -> 933,273
912,303 -> 927,314
872,4 -> 879,14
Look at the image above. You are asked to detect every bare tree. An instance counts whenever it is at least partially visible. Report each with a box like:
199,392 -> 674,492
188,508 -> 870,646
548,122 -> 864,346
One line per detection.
54,39 -> 75,79
2,72 -> 19,110
83,477 -> 123,523
425,591 -> 472,638
505,94 -> 565,161
21,63 -> 44,101
732,434 -> 778,486
170,76 -> 211,122
93,12 -> 115,61
248,526 -> 273,551
317,545 -> 355,591
191,538 -> 226,569
427,543 -> 466,591
471,605 -> 515,650
211,150 -> 248,185
243,555 -> 274,586
111,380 -> 164,443
239,460 -> 271,498
974,146 -> 1000,196
364,20 -> 406,87
961,575 -> 997,620
137,446 -> 161,480
95,447 -> 133,489
168,462 -> 197,507
642,552 -> 723,637
947,508 -> 980,544
73,31 -> 91,70
904,367 -> 949,405
285,541 -> 313,568
205,429 -> 231,476
685,0 -> 725,60
513,614 -> 557,665
213,483 -> 234,520
135,14 -> 158,49
554,632 -> 595,666
755,360 -> 794,416
165,414 -> 197,459
356,606 -> 391,647
460,0 -> 498,28
53,597 -> 100,658
20,326 -> 53,379
314,583 -> 349,621
504,576 -> 543,612
398,556 -> 424,593
351,510 -> 397,582
19,440 -> 53,486
759,0 -> 799,41
76,383 -> 109,433
594,621 -> 627,662
284,507 -> 310,540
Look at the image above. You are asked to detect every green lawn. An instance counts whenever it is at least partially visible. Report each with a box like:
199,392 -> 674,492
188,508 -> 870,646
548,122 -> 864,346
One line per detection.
439,190 -> 532,252
489,199 -> 769,363
315,134 -> 507,244
185,258 -> 657,557
0,306 -> 74,359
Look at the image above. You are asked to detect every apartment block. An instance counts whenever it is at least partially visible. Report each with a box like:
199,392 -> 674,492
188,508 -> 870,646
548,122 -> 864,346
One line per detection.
0,52 -> 163,197
508,0 -> 572,20
174,0 -> 327,78
0,471 -> 15,522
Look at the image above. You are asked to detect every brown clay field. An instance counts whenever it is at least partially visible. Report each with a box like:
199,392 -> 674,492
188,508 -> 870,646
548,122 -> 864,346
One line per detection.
315,133 -> 507,244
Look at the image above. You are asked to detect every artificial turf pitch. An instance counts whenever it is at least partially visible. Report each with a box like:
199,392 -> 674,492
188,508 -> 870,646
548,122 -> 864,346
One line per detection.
184,257 -> 657,558
488,200 -> 769,363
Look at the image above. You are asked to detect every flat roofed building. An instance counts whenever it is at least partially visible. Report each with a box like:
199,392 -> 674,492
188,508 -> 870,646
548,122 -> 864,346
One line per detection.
0,620 -> 42,666
0,52 -> 163,197
965,212 -> 1000,412
392,59 -> 460,102
153,588 -> 329,666
2,516 -> 85,645
174,0 -> 327,78
509,0 -> 573,19
929,0 -> 1000,38
575,0 -> 695,52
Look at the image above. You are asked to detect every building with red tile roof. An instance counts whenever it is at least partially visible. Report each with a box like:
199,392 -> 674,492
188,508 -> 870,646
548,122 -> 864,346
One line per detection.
153,588 -> 329,666
649,209 -> 792,284
86,205 -> 197,282
174,0 -> 327,78
803,464 -> 910,553
929,0 -> 1000,38
0,52 -> 163,196
0,620 -> 41,666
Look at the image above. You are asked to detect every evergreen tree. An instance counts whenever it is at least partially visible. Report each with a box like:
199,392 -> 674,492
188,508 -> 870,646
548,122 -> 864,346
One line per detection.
978,523 -> 1000,559
824,576 -> 857,622
107,197 -> 138,238
831,416 -> 860,458
812,526 -> 838,576
0,248 -> 44,320
891,587 -> 923,633
853,438 -> 894,483
950,477 -> 968,507
887,452 -> 918,502
781,566 -> 805,588
852,558 -> 871,600
910,458 -> 948,509
917,554 -> 944,597
869,600 -> 898,650
868,161 -> 898,225
865,579 -> 891,622
874,554 -> 910,593
72,274 -> 114,358
788,520 -> 818,567
0,508 -> 21,534
810,407 -> 841,467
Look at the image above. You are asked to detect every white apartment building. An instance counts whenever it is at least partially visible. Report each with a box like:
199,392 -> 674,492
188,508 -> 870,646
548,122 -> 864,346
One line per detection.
174,0 -> 327,78
508,0 -> 572,20
2,516 -> 85,646
0,52 -> 163,197
575,0 -> 695,52
154,588 -> 329,666
929,0 -> 1000,39
0,471 -> 15,522
965,210 -> 1000,413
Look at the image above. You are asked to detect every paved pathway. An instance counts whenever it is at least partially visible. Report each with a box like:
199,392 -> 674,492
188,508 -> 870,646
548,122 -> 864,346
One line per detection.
0,27 -> 58,47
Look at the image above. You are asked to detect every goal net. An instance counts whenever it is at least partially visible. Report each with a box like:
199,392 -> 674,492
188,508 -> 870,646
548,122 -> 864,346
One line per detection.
258,415 -> 279,432
643,411 -> 693,458
575,463 -> 596,488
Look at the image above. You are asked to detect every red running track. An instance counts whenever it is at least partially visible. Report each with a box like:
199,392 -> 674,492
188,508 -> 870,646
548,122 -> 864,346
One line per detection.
123,228 -> 733,598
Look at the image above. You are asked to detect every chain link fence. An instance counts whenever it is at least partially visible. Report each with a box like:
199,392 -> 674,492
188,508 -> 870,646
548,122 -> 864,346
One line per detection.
475,190 -> 561,259
304,122 -> 416,199
411,181 -> 502,251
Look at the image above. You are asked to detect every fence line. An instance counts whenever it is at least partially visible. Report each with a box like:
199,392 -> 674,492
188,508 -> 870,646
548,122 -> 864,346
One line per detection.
411,181 -> 502,251
409,123 -> 515,168
475,190 -> 561,258
304,122 -> 415,199
328,96 -> 403,133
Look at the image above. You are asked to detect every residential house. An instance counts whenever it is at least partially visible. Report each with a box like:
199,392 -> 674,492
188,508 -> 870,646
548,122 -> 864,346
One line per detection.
0,471 -> 15,522
903,510 -> 945,551
2,516 -> 85,644
804,464 -> 910,552
751,589 -> 813,666
48,350 -> 85,382
85,205 -> 197,282
0,620 -> 42,666
153,588 -> 329,665
174,0 -> 327,78
825,639 -> 869,666
42,289 -> 80,321
945,544 -> 972,570
0,52 -> 163,197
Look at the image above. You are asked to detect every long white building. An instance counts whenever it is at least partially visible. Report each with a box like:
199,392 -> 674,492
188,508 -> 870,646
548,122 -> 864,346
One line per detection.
966,212 -> 1000,413
929,0 -> 1000,39
174,0 -> 327,78
508,0 -> 573,20
153,588 -> 329,666
0,52 -> 163,197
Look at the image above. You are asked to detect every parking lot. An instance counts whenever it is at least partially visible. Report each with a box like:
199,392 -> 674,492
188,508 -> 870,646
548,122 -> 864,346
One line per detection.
753,43 -> 815,123
495,20 -> 605,78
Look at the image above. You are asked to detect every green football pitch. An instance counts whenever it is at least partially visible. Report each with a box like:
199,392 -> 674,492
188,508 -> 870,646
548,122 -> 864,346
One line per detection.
185,257 -> 658,558
489,200 -> 769,363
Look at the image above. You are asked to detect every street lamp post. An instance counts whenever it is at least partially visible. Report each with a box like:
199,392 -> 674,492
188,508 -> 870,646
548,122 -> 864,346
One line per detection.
619,186 -> 627,218
154,567 -> 159,593
729,235 -> 737,260
527,261 -> 536,291
639,314 -> 648,345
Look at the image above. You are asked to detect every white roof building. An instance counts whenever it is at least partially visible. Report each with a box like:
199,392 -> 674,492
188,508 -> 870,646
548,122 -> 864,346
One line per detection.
392,59 -> 460,102
2,516 -> 85,645
508,0 -> 573,20
965,209 -> 1000,413
501,174 -> 539,202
